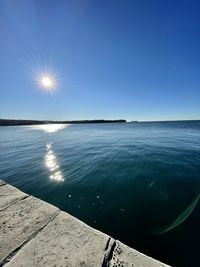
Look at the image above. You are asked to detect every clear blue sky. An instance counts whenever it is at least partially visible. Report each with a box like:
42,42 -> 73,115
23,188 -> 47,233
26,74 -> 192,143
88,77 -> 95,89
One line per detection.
0,0 -> 199,121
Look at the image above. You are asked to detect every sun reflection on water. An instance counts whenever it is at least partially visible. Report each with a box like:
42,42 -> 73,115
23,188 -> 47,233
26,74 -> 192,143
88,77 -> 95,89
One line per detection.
45,142 -> 64,182
32,124 -> 68,133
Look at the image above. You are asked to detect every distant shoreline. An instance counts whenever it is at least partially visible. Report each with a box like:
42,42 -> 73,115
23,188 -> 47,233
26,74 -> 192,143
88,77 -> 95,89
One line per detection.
0,119 -> 199,126
0,119 -> 126,126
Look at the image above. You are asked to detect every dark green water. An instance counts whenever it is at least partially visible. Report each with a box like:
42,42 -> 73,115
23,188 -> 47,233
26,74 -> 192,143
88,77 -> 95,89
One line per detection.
0,121 -> 200,266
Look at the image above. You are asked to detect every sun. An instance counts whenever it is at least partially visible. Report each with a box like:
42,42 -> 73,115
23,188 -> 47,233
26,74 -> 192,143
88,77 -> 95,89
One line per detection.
41,76 -> 52,87
26,57 -> 61,92
40,75 -> 55,90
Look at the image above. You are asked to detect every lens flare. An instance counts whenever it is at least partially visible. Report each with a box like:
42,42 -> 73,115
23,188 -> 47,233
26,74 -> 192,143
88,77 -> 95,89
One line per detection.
41,76 -> 53,88
39,74 -> 55,90
23,54 -> 62,92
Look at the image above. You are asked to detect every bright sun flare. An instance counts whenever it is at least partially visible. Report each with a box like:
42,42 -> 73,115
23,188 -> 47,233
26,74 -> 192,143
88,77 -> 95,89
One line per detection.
40,76 -> 54,90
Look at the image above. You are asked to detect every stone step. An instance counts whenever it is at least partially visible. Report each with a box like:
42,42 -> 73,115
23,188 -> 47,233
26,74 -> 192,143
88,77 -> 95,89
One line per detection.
0,180 -> 170,267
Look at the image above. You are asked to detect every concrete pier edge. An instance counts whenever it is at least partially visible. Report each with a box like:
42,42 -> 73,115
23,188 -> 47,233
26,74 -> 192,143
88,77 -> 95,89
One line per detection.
0,179 -> 170,267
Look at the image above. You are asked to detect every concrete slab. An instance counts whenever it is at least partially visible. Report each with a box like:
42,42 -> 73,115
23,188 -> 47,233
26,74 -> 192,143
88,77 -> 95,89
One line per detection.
6,211 -> 110,267
0,180 -> 6,186
109,240 -> 170,267
0,196 -> 59,265
0,184 -> 27,211
0,182 -> 170,267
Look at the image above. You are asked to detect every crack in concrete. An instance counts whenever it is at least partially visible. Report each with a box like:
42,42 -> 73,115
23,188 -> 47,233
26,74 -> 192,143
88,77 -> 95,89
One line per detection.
0,195 -> 29,212
102,237 -> 116,267
1,209 -> 61,266
105,237 -> 111,251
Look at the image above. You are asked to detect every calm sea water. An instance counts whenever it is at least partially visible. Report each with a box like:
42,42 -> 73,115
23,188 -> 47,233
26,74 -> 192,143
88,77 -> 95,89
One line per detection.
0,121 -> 200,266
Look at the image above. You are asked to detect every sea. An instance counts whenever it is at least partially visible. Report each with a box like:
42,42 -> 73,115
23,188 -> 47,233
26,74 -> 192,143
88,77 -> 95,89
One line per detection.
0,120 -> 200,266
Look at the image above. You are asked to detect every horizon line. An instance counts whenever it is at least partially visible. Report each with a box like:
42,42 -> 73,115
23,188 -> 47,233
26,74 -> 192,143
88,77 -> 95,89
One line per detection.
0,118 -> 200,123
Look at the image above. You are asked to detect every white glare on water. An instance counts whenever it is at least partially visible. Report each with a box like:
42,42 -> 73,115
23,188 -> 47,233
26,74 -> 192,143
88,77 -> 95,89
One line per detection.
45,142 -> 64,182
32,124 -> 68,133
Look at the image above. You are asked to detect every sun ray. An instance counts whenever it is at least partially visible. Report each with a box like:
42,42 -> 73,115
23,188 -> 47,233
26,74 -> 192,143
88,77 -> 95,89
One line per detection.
22,54 -> 62,93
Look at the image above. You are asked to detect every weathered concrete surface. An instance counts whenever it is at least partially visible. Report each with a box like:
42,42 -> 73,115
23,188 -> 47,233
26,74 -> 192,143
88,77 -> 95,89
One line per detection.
0,179 -> 6,186
0,180 -> 170,267
5,211 -> 109,267
110,240 -> 170,267
0,195 -> 59,265
0,183 -> 27,211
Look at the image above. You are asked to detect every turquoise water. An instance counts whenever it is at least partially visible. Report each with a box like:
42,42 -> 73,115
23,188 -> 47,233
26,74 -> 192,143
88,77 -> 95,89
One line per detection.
0,121 -> 200,266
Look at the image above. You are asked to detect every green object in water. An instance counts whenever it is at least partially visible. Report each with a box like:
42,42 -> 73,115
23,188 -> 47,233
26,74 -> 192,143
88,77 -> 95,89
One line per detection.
152,192 -> 200,235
